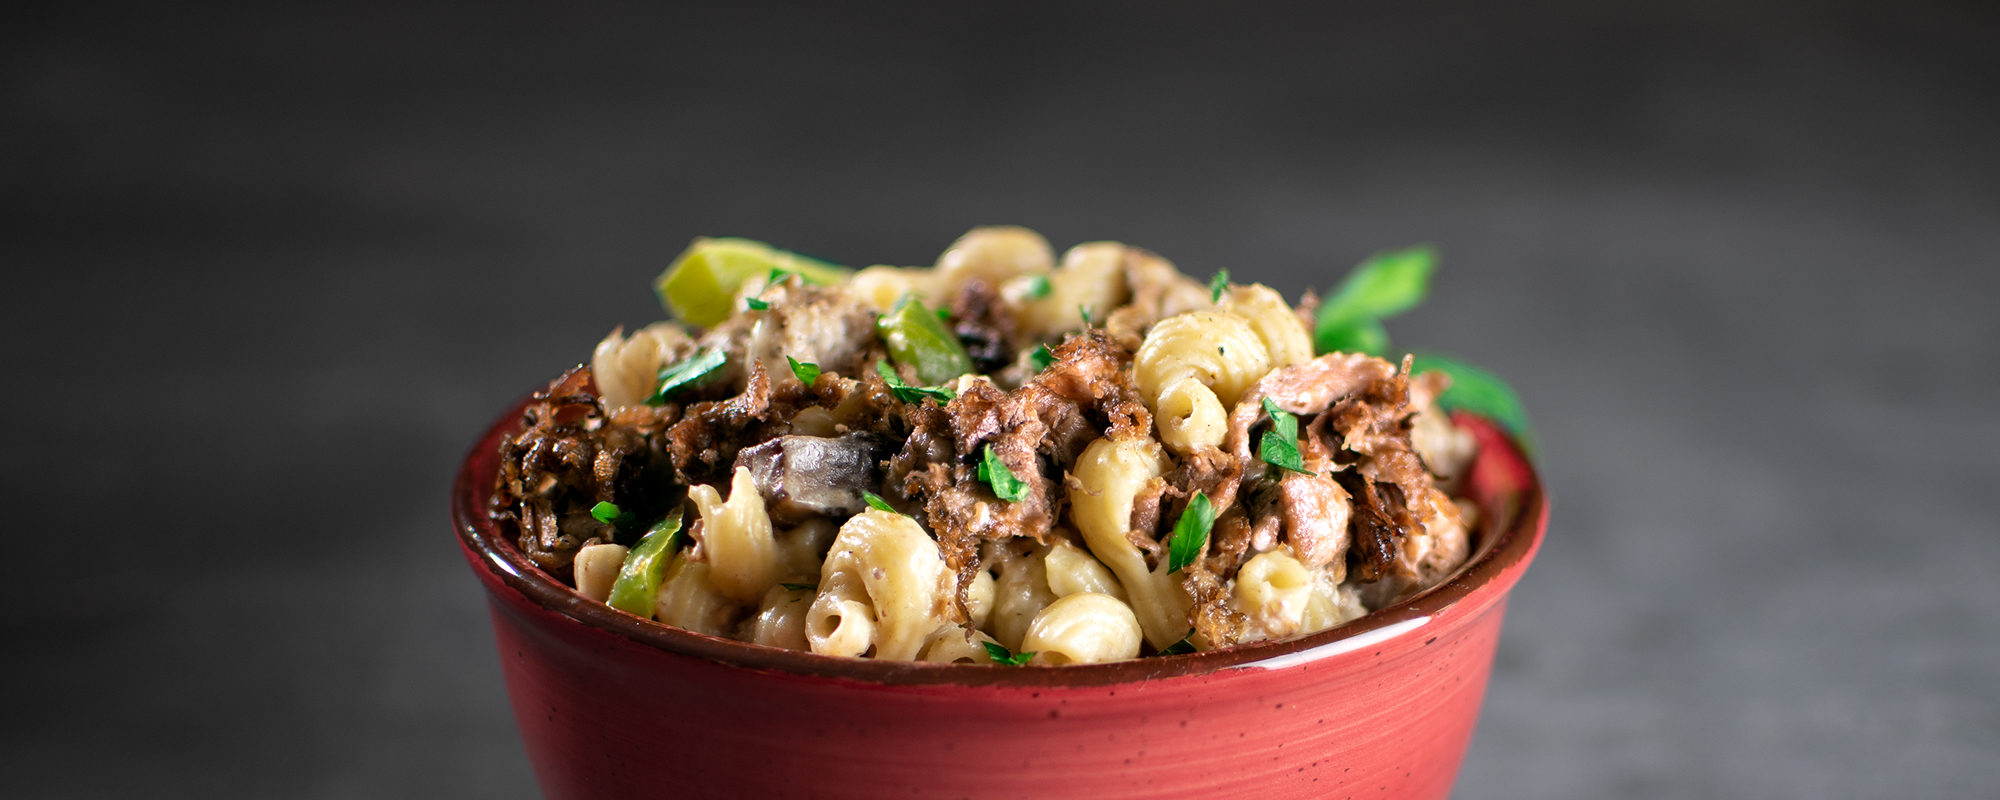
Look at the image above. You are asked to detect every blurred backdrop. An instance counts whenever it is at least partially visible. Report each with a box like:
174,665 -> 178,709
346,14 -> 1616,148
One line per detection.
4,1 -> 1996,797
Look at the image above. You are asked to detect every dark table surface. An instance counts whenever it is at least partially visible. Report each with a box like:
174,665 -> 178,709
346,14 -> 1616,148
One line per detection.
4,1 -> 1996,797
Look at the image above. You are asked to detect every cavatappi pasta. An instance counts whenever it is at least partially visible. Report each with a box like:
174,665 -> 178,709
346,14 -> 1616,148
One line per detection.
491,226 -> 1486,664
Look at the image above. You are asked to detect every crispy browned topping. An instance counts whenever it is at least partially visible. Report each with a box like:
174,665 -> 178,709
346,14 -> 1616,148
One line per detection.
492,366 -> 675,571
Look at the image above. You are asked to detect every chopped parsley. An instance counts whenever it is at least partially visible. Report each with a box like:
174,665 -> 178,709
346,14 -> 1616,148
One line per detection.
1078,303 -> 1094,326
876,359 -> 957,405
767,268 -> 793,285
1023,274 -> 1052,299
779,582 -> 818,592
982,641 -> 1036,666
787,355 -> 821,385
1167,493 -> 1215,573
1160,630 -> 1198,655
744,297 -> 771,311
645,348 -> 727,406
1209,269 -> 1230,303
976,444 -> 1028,502
1028,343 -> 1056,373
863,491 -> 899,514
1257,396 -> 1315,475
589,501 -> 636,529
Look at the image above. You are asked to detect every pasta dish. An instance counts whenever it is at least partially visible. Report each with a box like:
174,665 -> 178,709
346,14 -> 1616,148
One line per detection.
490,228 -> 1495,665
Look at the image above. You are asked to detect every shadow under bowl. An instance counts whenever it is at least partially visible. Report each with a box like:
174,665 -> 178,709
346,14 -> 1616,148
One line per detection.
453,396 -> 1546,800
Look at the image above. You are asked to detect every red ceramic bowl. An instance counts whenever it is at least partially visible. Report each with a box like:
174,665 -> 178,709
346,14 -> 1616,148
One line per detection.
453,396 -> 1546,800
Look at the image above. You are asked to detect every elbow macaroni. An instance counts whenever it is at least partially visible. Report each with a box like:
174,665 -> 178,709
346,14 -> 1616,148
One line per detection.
654,552 -> 737,637
935,226 -> 1053,296
690,467 -> 779,604
1043,539 -> 1128,602
1016,242 -> 1130,340
847,265 -> 941,312
1022,592 -> 1144,665
1068,436 -> 1190,650
805,510 -> 950,661
1232,548 -> 1315,642
919,624 -> 999,664
572,543 -> 627,603
987,543 -> 1057,652
743,585 -> 815,651
591,322 -> 694,408
1134,311 -> 1273,453
1220,284 -> 1314,369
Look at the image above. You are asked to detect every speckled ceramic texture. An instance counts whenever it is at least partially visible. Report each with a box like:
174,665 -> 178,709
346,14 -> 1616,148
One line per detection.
455,399 -> 1546,800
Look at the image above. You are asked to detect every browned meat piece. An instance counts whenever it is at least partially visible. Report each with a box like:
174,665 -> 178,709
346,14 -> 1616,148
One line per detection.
1278,413 -> 1352,572
1180,562 -> 1237,650
1340,476 -> 1406,583
1291,288 -> 1320,336
886,330 -> 1154,622
1219,351 -> 1470,599
1223,352 -> 1398,467
906,379 -> 1058,619
1126,476 -> 1170,553
1208,505 -> 1255,578
1022,330 -> 1152,443
1104,247 -> 1209,351
734,432 -> 896,524
666,361 -> 796,485
949,279 -> 1018,374
492,366 -> 676,573
745,279 -> 882,382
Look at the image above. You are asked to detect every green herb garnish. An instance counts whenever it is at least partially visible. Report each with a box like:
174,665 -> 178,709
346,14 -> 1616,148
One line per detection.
589,501 -> 637,529
876,360 -> 958,405
779,582 -> 818,592
1160,630 -> 1198,655
745,297 -> 770,311
645,348 -> 728,406
1028,344 -> 1056,373
788,355 -> 821,386
1209,269 -> 1230,303
863,491 -> 899,514
1314,245 -> 1434,356
1257,396 -> 1315,475
1167,493 -> 1215,573
1078,303 -> 1094,326
982,641 -> 1036,666
1024,274 -> 1052,299
767,268 -> 793,285
976,444 -> 1028,502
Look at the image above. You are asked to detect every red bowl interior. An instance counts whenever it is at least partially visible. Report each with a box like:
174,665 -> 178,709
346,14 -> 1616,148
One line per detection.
453,394 -> 1546,687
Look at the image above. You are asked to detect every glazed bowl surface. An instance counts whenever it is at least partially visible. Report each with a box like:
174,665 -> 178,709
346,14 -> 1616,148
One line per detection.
453,394 -> 1546,800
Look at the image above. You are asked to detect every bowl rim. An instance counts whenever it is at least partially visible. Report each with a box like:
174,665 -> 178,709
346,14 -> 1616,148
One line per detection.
454,390 -> 1546,688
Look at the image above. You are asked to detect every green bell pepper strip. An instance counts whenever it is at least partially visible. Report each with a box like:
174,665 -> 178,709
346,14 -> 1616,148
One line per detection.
604,509 -> 686,618
876,295 -> 974,386
655,238 -> 849,327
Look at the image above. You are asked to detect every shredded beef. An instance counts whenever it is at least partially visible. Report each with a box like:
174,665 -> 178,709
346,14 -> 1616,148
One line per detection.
949,279 -> 1018,374
492,366 -> 675,573
1279,413 -> 1352,571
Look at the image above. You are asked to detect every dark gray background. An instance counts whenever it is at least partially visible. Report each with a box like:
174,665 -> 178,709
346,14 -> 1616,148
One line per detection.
4,1 -> 1996,797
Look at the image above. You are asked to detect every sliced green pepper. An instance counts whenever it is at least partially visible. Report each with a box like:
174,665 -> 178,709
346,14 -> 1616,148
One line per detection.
876,295 -> 974,386
655,238 -> 849,327
604,509 -> 685,618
